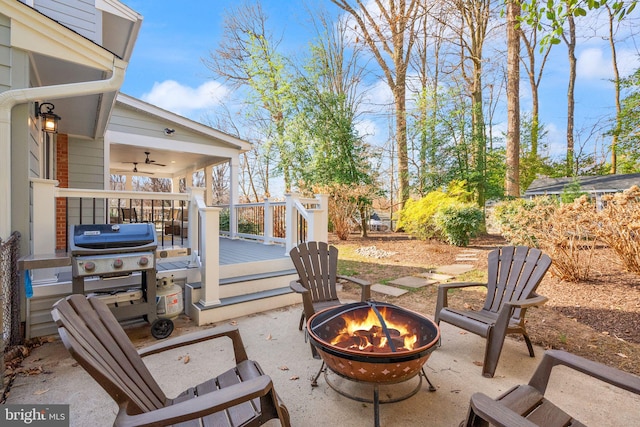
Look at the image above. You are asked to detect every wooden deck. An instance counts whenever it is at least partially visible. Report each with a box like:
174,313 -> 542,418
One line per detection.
157,237 -> 288,272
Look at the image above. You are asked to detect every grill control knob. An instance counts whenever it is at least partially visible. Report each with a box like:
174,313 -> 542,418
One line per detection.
138,257 -> 149,267
84,261 -> 96,272
113,259 -> 124,269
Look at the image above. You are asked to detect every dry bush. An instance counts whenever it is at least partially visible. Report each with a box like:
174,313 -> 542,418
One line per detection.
495,196 -> 599,282
312,183 -> 373,240
596,186 -> 640,274
541,196 -> 600,282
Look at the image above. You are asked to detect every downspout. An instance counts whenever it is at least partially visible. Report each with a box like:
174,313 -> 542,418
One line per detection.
0,57 -> 127,239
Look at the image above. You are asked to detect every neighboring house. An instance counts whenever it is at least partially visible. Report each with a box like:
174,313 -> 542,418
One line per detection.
524,173 -> 640,198
1,0 -> 328,339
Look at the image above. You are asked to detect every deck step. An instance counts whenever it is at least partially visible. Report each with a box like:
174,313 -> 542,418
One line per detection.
196,286 -> 293,309
191,287 -> 301,325
220,269 -> 297,286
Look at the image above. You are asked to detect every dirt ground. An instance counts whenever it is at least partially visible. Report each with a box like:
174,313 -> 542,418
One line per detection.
330,231 -> 640,376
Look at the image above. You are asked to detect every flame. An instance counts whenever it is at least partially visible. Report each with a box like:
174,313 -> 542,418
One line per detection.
329,307 -> 418,352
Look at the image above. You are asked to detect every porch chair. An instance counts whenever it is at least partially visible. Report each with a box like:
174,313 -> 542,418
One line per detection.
289,241 -> 372,333
51,294 -> 291,427
435,246 -> 552,378
164,208 -> 188,236
463,349 -> 640,426
120,207 -> 138,223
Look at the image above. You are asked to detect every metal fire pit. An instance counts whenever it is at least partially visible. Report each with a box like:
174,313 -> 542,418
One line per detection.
69,223 -> 172,339
307,301 -> 440,427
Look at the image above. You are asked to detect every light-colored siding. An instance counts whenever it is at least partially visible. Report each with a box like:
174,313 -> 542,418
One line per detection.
0,14 -> 10,91
109,106 -> 231,149
33,0 -> 100,44
68,136 -> 106,224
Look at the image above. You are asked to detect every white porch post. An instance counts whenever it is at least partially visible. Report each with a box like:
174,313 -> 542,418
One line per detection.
125,174 -> 133,191
311,193 -> 329,243
30,179 -> 59,283
284,193 -> 297,254
193,188 -> 221,308
228,157 -> 239,239
171,176 -> 180,193
263,197 -> 273,245
204,165 -> 213,205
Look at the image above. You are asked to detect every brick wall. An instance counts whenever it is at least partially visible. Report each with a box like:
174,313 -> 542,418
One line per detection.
56,134 -> 68,250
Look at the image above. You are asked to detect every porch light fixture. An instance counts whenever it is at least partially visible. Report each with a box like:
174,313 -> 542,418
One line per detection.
35,102 -> 61,133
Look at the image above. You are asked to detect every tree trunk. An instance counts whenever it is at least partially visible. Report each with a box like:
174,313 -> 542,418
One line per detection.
506,0 -> 520,197
607,5 -> 621,174
565,12 -> 576,176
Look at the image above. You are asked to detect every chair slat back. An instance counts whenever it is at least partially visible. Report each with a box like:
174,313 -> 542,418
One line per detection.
52,295 -> 167,415
484,246 -> 552,317
290,241 -> 339,303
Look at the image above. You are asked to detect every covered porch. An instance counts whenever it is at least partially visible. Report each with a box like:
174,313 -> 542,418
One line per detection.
24,179 -> 329,338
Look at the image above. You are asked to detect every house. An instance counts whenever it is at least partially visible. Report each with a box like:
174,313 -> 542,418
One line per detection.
1,0 -> 328,340
524,173 -> 640,198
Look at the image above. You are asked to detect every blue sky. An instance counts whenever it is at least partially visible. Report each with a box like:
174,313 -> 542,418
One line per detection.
120,1 -> 640,162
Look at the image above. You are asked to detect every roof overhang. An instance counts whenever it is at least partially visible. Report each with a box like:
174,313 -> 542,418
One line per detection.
3,0 -> 141,138
108,94 -> 252,179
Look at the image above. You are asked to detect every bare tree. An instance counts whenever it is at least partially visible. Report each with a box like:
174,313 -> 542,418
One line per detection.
329,0 -> 422,209
506,0 -> 521,197
561,6 -> 577,176
204,2 -> 296,193
519,0 -> 553,160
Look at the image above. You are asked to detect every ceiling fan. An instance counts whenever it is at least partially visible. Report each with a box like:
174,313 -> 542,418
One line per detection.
144,151 -> 166,166
116,162 -> 153,175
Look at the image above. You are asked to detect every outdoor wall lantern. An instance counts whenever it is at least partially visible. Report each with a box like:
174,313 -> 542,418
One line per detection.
35,102 -> 61,133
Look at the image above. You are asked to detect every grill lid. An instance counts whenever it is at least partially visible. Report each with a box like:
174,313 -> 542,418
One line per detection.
71,223 -> 156,250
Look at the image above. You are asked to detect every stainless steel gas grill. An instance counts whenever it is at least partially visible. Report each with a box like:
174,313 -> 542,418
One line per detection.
69,223 -> 173,339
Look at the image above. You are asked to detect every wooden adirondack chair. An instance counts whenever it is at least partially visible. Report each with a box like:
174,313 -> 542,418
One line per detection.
463,349 -> 640,426
51,294 -> 291,427
289,241 -> 372,331
434,246 -> 552,378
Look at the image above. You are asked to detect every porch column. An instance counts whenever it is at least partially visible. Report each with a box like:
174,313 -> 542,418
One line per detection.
229,157 -> 239,239
195,192 -> 221,308
171,176 -> 180,193
284,193 -> 297,255
125,174 -> 133,191
311,193 -> 329,243
30,179 -> 59,283
204,165 -> 213,205
263,197 -> 273,245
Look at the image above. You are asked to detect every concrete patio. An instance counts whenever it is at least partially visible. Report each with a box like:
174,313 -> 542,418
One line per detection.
6,303 -> 640,426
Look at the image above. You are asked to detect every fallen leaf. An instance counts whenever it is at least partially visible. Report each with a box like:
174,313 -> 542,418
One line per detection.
616,353 -> 628,358
183,355 -> 190,364
473,361 -> 483,367
266,333 -> 272,340
289,376 -> 299,381
229,320 -> 238,326
279,366 -> 289,371
459,331 -> 468,335
33,389 -> 49,395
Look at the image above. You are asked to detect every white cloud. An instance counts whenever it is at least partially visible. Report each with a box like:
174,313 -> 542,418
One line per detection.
577,48 -> 610,80
141,80 -> 228,117
578,47 -> 640,81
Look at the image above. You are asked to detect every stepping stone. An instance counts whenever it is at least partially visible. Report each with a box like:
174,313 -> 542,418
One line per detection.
456,256 -> 478,262
436,264 -> 475,275
388,276 -> 437,289
418,272 -> 455,281
371,283 -> 408,297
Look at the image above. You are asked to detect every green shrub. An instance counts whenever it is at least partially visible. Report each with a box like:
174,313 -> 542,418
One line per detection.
434,205 -> 484,246
396,180 -> 474,240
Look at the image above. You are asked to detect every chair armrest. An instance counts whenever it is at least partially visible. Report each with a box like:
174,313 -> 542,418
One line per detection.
138,324 -> 248,363
289,280 -> 308,294
435,282 -> 486,323
337,275 -> 372,301
529,349 -> 640,396
505,293 -> 548,310
467,392 -> 539,427
114,376 -> 273,427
